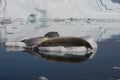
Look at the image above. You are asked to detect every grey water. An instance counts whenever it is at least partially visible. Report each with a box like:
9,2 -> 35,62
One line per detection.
0,21 -> 120,80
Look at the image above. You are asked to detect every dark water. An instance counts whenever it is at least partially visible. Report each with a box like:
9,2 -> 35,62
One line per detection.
0,37 -> 120,80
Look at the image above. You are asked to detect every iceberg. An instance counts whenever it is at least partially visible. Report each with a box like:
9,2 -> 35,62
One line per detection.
0,0 -> 120,19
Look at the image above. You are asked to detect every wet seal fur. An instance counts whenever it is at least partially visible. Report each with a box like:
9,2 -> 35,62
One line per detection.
21,32 -> 59,46
21,31 -> 93,50
35,37 -> 92,49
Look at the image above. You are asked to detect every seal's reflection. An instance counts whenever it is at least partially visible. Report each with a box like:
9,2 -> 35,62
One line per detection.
24,49 -> 97,63
5,47 -> 97,63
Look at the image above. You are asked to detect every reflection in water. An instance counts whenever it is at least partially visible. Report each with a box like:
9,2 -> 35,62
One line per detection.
5,46 -> 25,52
25,50 -> 92,63
112,66 -> 120,70
38,76 -> 48,80
0,35 -> 120,80
5,46 -> 97,63
1,19 -> 119,79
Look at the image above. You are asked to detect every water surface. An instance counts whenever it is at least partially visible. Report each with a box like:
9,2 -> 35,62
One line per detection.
0,21 -> 120,80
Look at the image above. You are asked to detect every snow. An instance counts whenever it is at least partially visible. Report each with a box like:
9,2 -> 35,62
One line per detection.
0,0 -> 120,42
87,38 -> 98,49
0,0 -> 120,19
0,19 -> 119,42
5,41 -> 27,47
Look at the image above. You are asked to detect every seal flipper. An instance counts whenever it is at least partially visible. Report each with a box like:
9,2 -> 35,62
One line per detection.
44,32 -> 60,38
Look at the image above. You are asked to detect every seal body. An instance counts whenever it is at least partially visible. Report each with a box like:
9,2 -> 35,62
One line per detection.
22,32 -> 93,50
21,31 -> 59,46
37,37 -> 93,49
22,37 -> 48,46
